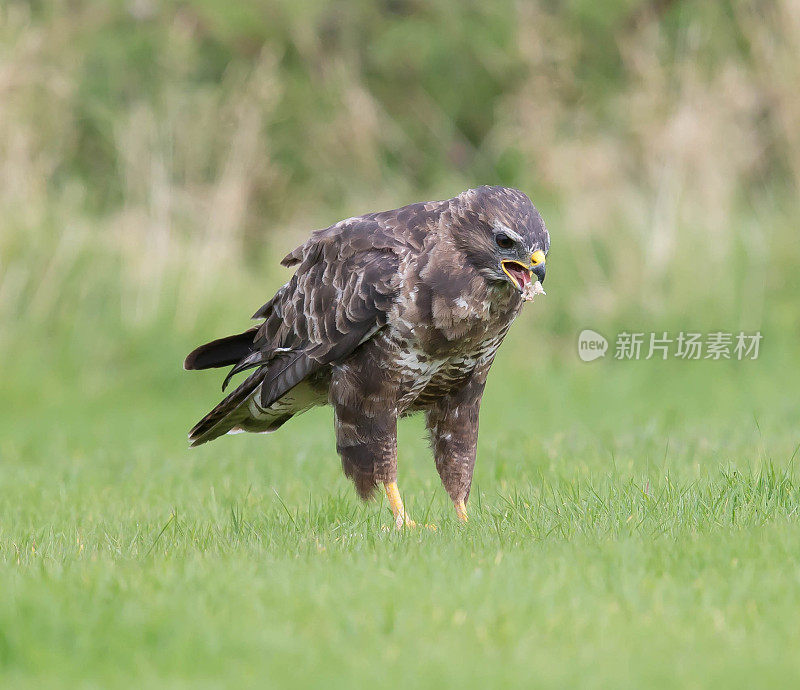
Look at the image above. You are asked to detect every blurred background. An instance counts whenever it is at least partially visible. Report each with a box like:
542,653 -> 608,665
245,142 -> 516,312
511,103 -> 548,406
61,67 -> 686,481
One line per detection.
0,0 -> 798,452
4,5 -> 800,683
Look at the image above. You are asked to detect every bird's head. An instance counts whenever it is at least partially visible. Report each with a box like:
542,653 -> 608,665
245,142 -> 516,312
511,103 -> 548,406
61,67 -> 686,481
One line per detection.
451,186 -> 550,295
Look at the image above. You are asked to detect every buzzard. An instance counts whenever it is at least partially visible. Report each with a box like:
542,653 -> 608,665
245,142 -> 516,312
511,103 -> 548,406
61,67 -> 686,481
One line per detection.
184,186 -> 549,527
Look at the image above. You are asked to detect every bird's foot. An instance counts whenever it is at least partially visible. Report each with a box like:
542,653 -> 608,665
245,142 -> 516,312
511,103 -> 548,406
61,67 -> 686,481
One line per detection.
454,499 -> 468,523
383,482 -> 436,531
395,513 -> 416,530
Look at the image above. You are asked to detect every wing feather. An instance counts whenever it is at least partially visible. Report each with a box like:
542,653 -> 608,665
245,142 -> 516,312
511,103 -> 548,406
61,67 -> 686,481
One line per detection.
189,201 -> 446,445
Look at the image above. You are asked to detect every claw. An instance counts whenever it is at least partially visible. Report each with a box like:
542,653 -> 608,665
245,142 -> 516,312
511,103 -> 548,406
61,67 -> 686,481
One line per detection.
382,482 -> 439,530
384,482 -> 414,529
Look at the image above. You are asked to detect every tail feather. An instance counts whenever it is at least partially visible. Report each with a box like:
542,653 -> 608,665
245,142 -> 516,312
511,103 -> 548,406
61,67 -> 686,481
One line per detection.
259,351 -> 316,408
188,368 -> 266,446
184,329 -> 258,371
221,349 -> 266,391
187,349 -> 318,447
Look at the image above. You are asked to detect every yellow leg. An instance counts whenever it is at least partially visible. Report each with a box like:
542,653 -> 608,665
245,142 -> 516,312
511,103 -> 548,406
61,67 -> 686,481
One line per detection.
454,499 -> 468,522
384,482 -> 416,529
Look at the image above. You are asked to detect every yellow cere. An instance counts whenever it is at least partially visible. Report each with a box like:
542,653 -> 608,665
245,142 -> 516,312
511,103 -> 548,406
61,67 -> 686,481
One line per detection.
531,250 -> 546,266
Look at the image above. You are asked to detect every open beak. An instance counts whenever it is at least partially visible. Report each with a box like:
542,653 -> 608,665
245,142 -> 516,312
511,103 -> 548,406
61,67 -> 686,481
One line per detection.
501,260 -> 532,292
501,251 -> 546,292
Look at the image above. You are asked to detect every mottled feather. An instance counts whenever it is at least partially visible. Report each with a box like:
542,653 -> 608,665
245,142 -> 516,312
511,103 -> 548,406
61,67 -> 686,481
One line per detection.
185,186 -> 550,504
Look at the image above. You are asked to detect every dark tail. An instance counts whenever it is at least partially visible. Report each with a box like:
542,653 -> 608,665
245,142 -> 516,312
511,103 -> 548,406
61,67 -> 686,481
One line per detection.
187,368 -> 266,446
184,328 -> 258,371
186,344 -> 317,447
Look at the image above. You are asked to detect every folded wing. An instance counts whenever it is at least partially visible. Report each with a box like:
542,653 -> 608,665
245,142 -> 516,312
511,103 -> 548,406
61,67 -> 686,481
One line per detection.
186,214 -> 407,446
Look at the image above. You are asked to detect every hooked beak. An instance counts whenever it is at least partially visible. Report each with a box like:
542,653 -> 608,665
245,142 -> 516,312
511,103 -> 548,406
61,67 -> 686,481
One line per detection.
530,250 -> 546,284
501,250 -> 546,292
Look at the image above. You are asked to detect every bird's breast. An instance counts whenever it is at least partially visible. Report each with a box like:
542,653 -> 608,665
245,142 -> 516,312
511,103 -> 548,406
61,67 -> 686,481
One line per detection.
392,280 -> 520,360
382,319 -> 510,412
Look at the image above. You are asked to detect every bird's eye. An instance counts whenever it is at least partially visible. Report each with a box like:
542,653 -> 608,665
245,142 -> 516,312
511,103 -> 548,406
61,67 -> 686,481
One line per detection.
495,233 -> 514,250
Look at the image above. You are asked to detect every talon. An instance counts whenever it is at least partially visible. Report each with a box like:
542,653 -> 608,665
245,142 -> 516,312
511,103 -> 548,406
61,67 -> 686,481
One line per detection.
396,516 -> 416,530
385,482 -> 415,529
454,499 -> 468,522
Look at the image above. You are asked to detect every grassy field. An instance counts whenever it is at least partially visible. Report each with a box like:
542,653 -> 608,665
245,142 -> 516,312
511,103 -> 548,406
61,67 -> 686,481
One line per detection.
2,313 -> 800,688
2,1 -> 800,687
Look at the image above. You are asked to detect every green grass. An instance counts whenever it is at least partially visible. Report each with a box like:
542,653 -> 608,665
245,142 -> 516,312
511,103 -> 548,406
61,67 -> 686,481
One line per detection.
2,325 -> 799,689
3,1 -> 800,686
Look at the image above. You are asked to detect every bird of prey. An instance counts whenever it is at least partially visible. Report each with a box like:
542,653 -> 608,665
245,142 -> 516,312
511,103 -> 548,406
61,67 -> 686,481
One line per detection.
184,186 -> 549,527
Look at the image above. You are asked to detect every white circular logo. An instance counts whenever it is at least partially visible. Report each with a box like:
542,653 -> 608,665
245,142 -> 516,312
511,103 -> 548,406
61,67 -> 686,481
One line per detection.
578,329 -> 608,362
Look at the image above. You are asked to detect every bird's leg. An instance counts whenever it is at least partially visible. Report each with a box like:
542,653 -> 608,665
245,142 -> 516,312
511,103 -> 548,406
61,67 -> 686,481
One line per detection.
426,366 -> 488,525
384,481 -> 416,529
331,357 -> 433,530
331,376 -> 412,529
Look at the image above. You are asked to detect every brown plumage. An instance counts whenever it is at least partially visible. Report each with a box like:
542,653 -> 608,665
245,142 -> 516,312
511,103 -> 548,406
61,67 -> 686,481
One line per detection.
184,186 -> 549,525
